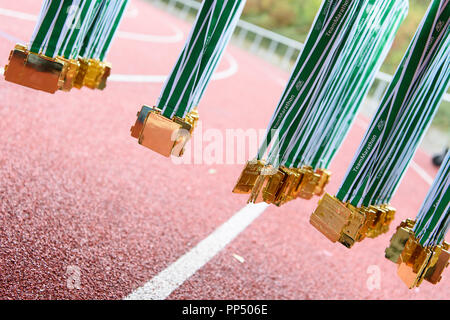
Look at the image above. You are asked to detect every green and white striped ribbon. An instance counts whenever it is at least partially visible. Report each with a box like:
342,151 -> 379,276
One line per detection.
336,0 -> 450,208
257,0 -> 407,174
29,0 -> 100,58
79,0 -> 128,61
156,0 -> 246,120
413,151 -> 449,247
259,0 -> 357,166
28,0 -> 126,61
281,0 -> 408,169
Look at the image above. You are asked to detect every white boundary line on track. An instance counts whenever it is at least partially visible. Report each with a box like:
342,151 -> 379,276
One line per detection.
125,203 -> 269,300
116,30 -> 183,43
109,53 -> 238,83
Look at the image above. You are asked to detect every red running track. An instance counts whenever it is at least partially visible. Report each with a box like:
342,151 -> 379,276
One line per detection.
0,0 -> 447,300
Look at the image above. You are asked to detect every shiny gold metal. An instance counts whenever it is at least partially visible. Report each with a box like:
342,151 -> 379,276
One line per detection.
74,58 -> 89,89
385,219 -> 449,288
385,219 -> 414,263
171,108 -> 200,157
73,58 -> 108,89
248,172 -> 270,204
297,166 -> 321,200
347,205 -> 375,245
130,106 -> 156,139
184,107 -> 199,131
314,169 -> 332,196
4,44 -> 65,93
83,58 -> 104,89
58,57 -> 80,92
310,194 -> 396,248
274,167 -> 302,206
338,203 -> 366,248
247,165 -> 278,203
262,169 -> 287,204
397,236 -> 433,288
310,193 -> 353,243
97,62 -> 112,90
365,205 -> 396,238
232,160 -> 265,194
131,106 -> 199,158
288,168 -> 305,199
138,111 -> 182,157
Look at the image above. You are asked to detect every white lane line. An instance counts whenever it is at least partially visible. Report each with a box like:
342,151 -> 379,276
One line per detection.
116,29 -> 183,43
0,7 -> 184,44
410,161 -> 434,185
0,8 -> 36,21
109,53 -> 239,83
211,54 -> 239,81
0,29 -> 23,43
355,117 -> 433,185
125,203 -> 269,300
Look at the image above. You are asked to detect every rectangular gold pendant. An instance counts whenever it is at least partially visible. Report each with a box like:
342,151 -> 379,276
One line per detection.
247,165 -> 280,204
74,58 -> 89,89
262,169 -> 287,204
289,168 -> 305,199
385,220 -> 414,263
131,107 -> 197,158
273,167 -> 301,206
365,205 -> 396,239
97,62 -> 112,90
130,106 -> 154,139
310,193 -> 353,243
339,203 -> 366,248
397,237 -> 433,289
58,57 -> 80,92
4,44 -> 64,93
232,160 -> 265,194
298,166 -> 321,200
138,111 -> 181,157
385,219 -> 448,288
314,169 -> 331,196
424,243 -> 449,284
83,58 -> 104,89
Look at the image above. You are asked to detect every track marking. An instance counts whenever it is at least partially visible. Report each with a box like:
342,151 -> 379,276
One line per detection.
0,8 -> 36,21
125,203 -> 269,300
116,29 -> 183,43
0,7 -> 184,43
0,29 -> 23,43
109,53 -> 238,83
410,161 -> 434,185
